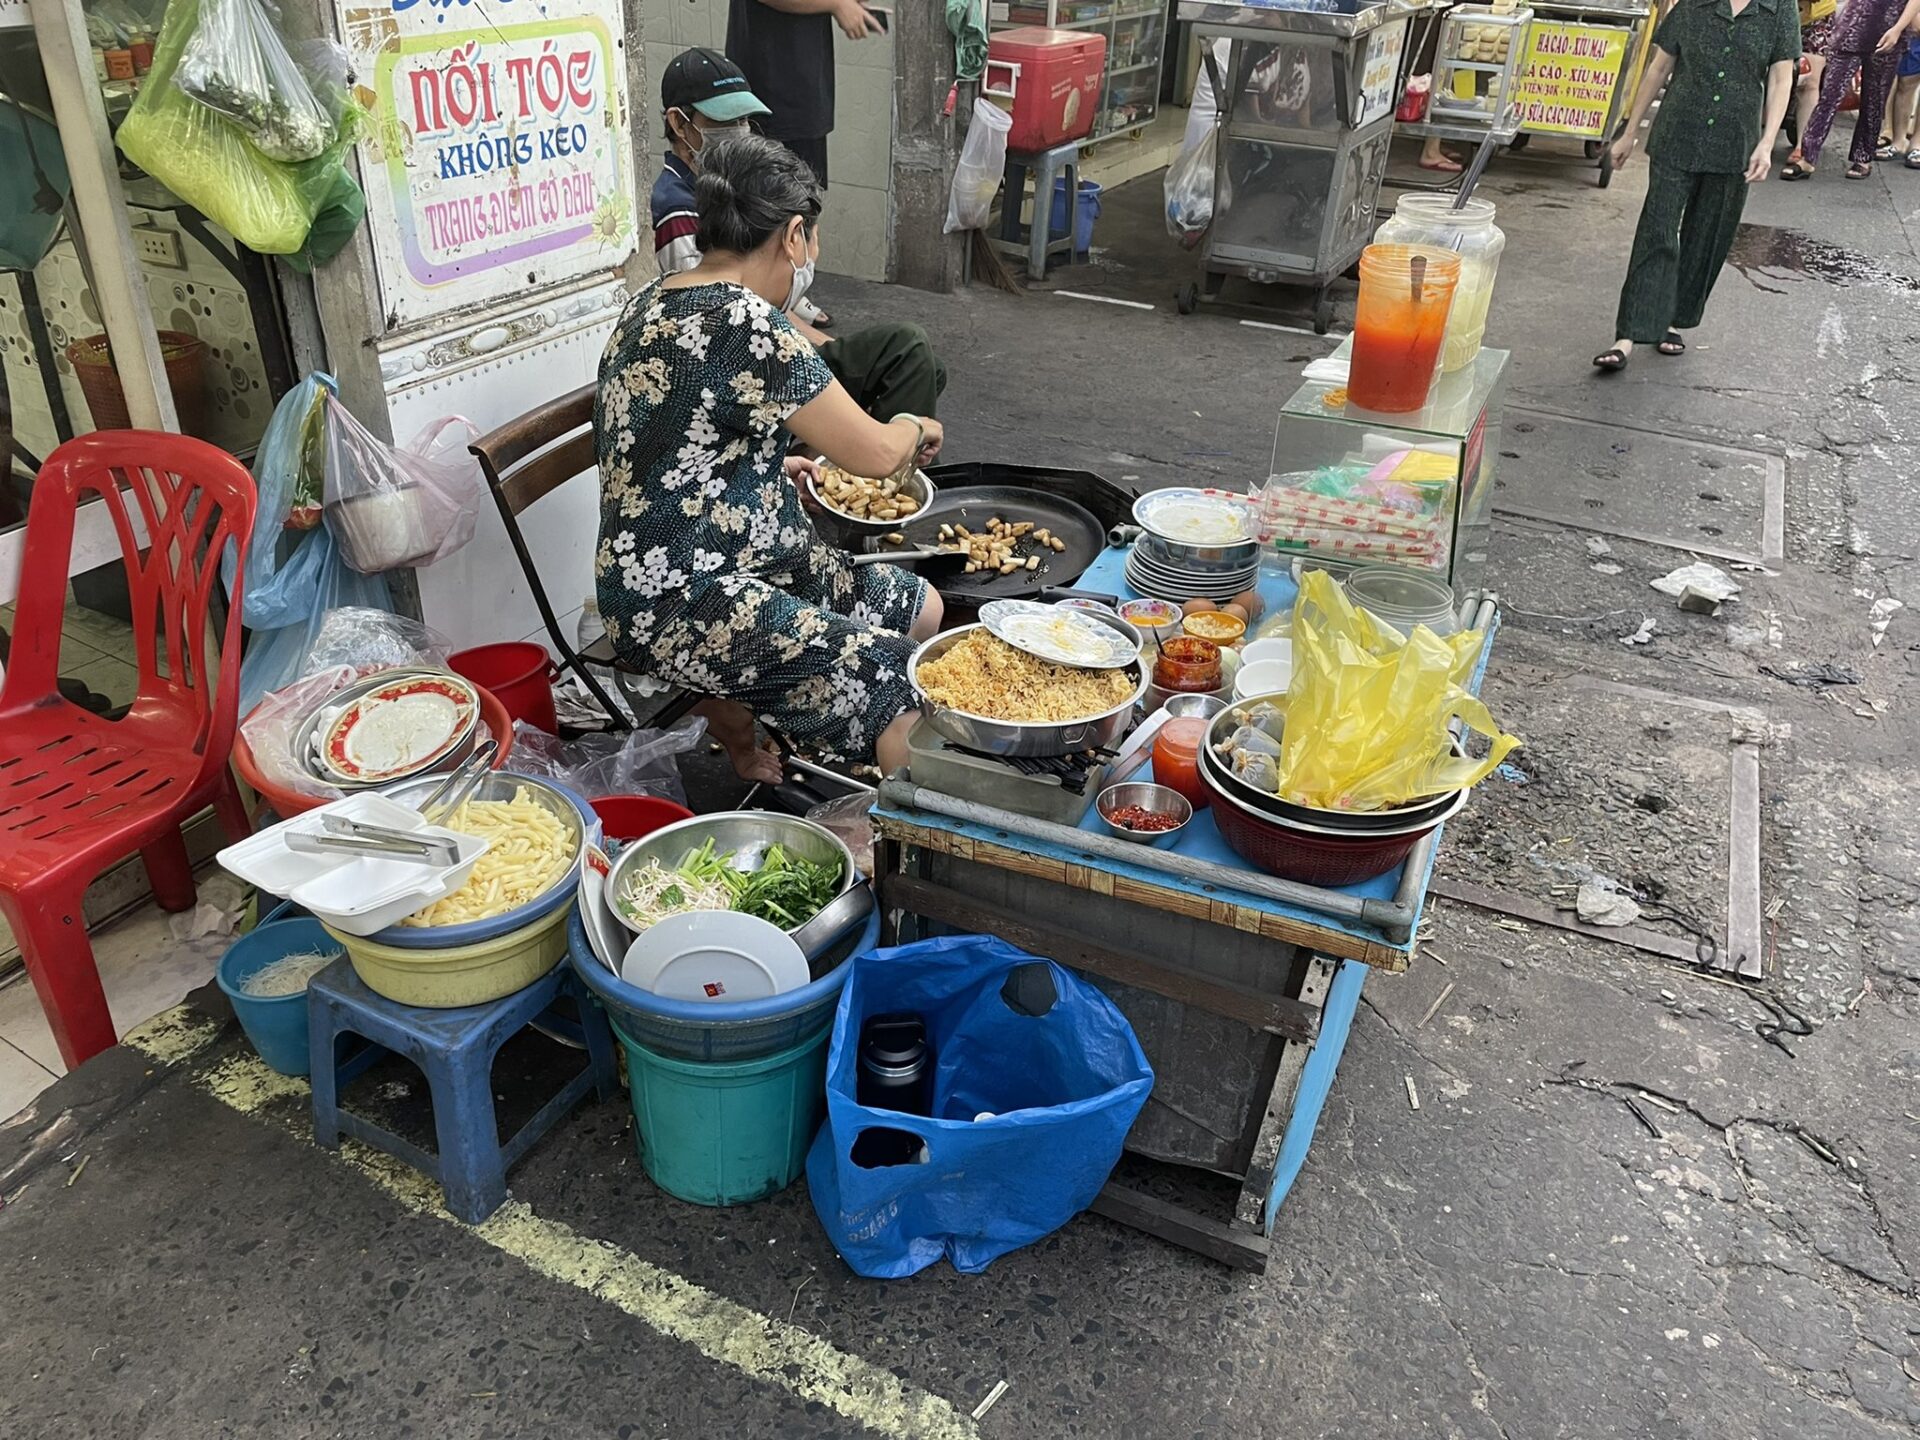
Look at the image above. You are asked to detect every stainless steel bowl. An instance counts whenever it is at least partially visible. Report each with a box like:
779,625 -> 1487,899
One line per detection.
370,769 -> 590,943
1095,782 -> 1193,846
806,463 -> 937,547
604,812 -> 858,936
908,623 -> 1149,758
1135,530 -> 1261,575
1200,694 -> 1469,835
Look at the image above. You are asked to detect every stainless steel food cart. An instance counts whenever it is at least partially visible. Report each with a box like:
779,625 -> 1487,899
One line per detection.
1504,0 -> 1656,188
1175,0 -> 1428,332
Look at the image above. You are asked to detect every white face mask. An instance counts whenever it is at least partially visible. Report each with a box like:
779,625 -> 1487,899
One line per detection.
784,239 -> 816,311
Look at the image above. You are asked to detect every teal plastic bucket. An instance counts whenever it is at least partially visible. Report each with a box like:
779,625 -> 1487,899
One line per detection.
611,1021 -> 831,1206
216,916 -> 340,1077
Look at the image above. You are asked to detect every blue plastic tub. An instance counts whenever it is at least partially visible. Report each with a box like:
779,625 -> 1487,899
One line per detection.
216,914 -> 342,1076
1050,177 -> 1103,255
567,905 -> 879,1063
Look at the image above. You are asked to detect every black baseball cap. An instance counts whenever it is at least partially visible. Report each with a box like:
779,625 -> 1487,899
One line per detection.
662,48 -> 770,123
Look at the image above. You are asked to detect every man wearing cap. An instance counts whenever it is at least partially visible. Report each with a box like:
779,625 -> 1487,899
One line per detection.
650,49 -> 946,425
653,48 -> 770,279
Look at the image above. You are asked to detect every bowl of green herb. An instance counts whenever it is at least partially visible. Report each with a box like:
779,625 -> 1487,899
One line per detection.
607,812 -> 856,941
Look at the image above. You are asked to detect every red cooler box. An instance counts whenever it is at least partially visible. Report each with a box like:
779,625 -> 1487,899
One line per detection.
985,27 -> 1107,151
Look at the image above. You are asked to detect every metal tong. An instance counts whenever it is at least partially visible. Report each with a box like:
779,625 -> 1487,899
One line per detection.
286,822 -> 459,866
411,739 -> 498,824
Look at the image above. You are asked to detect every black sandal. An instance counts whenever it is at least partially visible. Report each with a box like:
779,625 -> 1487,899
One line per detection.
1781,161 -> 1813,180
1846,161 -> 1871,179
1593,347 -> 1630,372
1657,332 -> 1686,356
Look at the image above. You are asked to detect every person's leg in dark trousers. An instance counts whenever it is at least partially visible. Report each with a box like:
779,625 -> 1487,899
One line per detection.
782,135 -> 830,189
1670,170 -> 1749,331
1849,49 -> 1903,165
1799,51 -> 1865,165
1614,161 -> 1697,346
817,324 -> 948,420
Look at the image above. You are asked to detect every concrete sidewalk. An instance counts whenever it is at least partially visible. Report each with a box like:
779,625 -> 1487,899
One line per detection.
3,141 -> 1918,1439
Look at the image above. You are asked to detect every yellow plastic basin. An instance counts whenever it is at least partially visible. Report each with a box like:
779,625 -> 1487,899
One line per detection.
323,904 -> 571,1008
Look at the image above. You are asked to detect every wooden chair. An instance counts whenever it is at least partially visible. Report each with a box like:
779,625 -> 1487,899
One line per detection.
468,384 -> 696,734
469,387 -> 864,807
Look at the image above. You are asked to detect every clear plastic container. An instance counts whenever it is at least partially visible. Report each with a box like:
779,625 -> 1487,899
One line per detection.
1343,566 -> 1460,638
1349,245 -> 1461,414
1374,196 -> 1506,373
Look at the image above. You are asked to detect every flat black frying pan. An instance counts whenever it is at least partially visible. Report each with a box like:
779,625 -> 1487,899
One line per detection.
879,485 -> 1107,600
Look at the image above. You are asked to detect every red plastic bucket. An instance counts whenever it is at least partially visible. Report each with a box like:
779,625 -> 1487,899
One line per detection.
590,794 -> 694,842
449,642 -> 560,733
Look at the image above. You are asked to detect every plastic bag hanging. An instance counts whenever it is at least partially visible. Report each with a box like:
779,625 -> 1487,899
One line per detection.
1275,570 -> 1519,810
944,98 -> 1010,234
1163,128 -> 1217,245
116,0 -> 362,258
322,396 -> 485,574
177,0 -> 335,161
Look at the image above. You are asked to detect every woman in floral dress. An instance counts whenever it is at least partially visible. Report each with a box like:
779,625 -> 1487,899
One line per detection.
594,134 -> 945,778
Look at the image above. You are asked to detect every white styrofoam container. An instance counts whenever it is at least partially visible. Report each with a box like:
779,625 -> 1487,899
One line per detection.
217,793 -> 490,937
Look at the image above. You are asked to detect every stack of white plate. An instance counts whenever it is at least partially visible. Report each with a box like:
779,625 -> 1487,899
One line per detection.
1125,547 -> 1260,603
289,667 -> 485,791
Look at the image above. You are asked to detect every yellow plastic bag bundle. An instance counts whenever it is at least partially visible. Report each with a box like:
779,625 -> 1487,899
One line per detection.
1276,570 -> 1519,810
117,0 -> 358,258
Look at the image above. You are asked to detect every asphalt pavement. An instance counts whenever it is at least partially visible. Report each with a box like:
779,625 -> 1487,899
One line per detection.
2,136 -> 1917,1439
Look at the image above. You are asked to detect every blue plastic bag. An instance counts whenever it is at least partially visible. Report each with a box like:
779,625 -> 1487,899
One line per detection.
807,936 -> 1153,1278
221,373 -> 391,714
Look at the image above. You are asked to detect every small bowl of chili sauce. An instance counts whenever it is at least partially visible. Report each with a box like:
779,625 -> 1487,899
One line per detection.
1096,782 -> 1194,847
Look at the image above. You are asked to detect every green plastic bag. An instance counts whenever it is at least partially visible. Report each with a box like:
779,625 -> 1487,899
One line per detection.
117,0 -> 359,259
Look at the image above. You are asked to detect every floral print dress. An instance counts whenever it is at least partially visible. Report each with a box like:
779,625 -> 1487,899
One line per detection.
593,278 -> 929,765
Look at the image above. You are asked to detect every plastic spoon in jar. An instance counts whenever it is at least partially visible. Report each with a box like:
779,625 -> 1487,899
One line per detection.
1410,252 -> 1427,305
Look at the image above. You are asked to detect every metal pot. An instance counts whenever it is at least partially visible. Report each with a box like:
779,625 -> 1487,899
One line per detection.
908,623 -> 1148,758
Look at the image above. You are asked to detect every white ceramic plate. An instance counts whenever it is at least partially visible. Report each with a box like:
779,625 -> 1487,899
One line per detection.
619,910 -> 810,1002
319,673 -> 479,784
979,599 -> 1138,669
1132,488 -> 1255,545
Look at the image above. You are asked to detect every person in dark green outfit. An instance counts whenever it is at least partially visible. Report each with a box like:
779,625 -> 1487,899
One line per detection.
1595,0 -> 1802,371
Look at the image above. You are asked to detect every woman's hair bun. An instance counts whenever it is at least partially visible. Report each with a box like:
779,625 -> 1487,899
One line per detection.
693,133 -> 823,257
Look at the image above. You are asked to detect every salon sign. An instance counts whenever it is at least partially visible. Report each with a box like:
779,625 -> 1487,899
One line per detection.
340,0 -> 635,327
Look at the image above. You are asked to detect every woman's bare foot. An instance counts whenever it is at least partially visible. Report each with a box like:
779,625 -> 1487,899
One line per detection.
694,698 -> 786,785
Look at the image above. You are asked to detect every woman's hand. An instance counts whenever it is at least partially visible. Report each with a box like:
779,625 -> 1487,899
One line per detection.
1745,142 -> 1773,182
1609,133 -> 1637,172
1879,22 -> 1906,50
785,454 -> 825,512
914,417 -> 945,466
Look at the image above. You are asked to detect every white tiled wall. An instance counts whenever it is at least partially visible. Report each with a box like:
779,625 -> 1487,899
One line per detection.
636,0 -> 896,281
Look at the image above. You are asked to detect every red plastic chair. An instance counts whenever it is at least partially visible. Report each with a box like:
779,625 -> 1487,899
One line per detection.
0,432 -> 257,1069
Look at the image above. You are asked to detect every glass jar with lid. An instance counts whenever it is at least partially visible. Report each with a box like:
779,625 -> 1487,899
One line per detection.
1373,195 -> 1506,373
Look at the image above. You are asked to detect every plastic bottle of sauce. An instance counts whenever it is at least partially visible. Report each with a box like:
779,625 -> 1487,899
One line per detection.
1348,244 -> 1461,414
1152,717 -> 1210,810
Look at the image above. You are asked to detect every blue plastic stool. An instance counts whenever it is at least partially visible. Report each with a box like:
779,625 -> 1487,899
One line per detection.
999,141 -> 1082,278
306,957 -> 618,1223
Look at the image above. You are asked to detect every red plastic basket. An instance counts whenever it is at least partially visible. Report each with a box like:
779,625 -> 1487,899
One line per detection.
1204,767 -> 1435,887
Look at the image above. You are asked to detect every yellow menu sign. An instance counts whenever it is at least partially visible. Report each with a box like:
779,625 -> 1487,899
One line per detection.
1511,22 -> 1632,137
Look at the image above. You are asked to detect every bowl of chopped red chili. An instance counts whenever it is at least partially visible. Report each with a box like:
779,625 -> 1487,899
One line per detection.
1095,782 -> 1193,847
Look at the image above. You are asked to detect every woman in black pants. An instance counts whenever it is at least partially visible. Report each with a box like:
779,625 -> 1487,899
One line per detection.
1595,0 -> 1799,371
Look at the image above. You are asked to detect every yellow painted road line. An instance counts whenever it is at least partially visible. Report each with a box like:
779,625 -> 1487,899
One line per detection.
192,1052 -> 980,1440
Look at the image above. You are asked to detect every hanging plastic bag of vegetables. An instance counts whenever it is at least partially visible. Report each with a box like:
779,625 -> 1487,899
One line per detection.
116,0 -> 362,260
176,0 -> 335,161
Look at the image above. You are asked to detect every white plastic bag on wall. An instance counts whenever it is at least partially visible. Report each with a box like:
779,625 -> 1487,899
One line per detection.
944,98 -> 1012,234
323,395 -> 485,573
